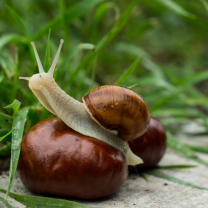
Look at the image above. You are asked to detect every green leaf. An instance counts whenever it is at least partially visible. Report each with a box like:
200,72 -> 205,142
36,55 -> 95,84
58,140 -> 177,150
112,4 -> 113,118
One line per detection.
155,0 -> 195,18
0,195 -> 14,208
4,99 -> 21,116
0,188 -> 100,208
157,165 -> 197,169
147,170 -> 208,190
0,128 -> 15,142
115,56 -> 142,85
187,144 -> 208,154
44,29 -> 51,72
167,132 -> 208,167
34,0 -> 104,39
6,107 -> 29,199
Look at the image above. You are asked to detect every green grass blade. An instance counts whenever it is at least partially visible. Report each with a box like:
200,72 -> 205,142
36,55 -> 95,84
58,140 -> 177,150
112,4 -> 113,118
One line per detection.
34,0 -> 104,39
0,128 -> 15,142
0,34 -> 23,50
0,188 -> 101,208
59,43 -> 94,74
157,165 -> 197,169
173,70 -> 208,86
11,48 -> 19,101
96,0 -> 138,52
200,0 -> 208,12
4,99 -> 21,115
115,56 -> 142,85
116,42 -> 175,90
59,0 -> 70,52
44,29 -> 51,72
0,120 -> 12,129
146,170 -> 208,190
155,0 -> 195,18
167,132 -> 208,167
150,88 -> 185,112
5,106 -> 29,199
0,195 -> 14,208
0,49 -> 16,79
6,6 -> 27,35
0,142 -> 11,155
187,144 -> 208,154
70,0 -> 138,86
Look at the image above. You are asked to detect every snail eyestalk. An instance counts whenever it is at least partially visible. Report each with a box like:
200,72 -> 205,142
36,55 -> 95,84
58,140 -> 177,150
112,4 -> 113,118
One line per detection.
31,42 -> 45,74
47,39 -> 64,77
19,77 -> 30,81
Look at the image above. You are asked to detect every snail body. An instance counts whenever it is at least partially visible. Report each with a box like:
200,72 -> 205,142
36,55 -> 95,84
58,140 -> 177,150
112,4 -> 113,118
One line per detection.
20,40 -> 150,166
18,40 -> 150,199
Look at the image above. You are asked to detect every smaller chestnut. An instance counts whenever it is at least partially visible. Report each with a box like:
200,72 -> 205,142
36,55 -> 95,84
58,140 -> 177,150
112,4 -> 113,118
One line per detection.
128,117 -> 167,170
17,118 -> 128,199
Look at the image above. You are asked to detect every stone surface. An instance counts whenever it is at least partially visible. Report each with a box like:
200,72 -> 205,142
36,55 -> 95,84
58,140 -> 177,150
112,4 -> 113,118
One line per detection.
0,122 -> 208,208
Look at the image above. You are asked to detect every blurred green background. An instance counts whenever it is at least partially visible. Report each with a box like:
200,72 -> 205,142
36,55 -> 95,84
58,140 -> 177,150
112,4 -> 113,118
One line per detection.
1,0 -> 208,161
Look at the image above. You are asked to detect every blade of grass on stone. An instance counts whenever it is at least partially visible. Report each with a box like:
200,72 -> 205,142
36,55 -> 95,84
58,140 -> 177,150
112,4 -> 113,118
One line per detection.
44,29 -> 51,72
0,195 -> 14,208
0,188 -> 101,208
187,144 -> 208,154
115,56 -> 142,85
34,0 -> 104,39
155,0 -> 195,18
157,165 -> 197,169
0,142 -> 11,155
139,173 -> 148,182
167,132 -> 208,167
146,170 -> 208,190
5,100 -> 29,199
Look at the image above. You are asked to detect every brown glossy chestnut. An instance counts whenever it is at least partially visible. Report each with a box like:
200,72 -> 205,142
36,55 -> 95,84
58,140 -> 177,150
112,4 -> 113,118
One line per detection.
17,118 -> 128,199
128,117 -> 167,170
83,85 -> 150,141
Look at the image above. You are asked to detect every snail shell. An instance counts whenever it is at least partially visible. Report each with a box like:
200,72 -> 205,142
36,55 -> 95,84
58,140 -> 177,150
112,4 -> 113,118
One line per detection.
83,85 -> 150,141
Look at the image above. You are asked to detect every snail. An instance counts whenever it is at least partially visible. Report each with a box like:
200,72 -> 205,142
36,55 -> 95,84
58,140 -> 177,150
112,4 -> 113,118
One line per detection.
17,39 -> 150,199
128,116 -> 167,170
